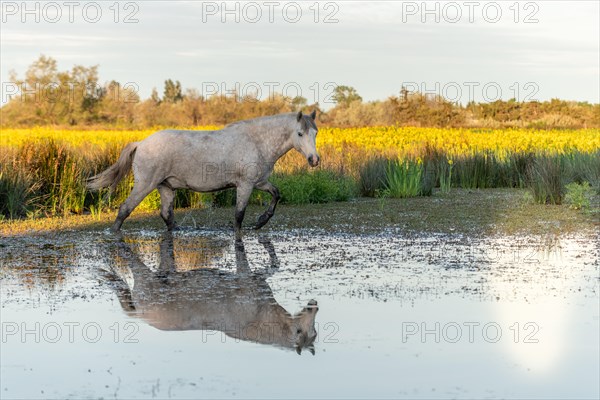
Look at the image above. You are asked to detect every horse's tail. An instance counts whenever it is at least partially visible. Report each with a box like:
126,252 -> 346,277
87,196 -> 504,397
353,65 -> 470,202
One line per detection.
87,142 -> 138,193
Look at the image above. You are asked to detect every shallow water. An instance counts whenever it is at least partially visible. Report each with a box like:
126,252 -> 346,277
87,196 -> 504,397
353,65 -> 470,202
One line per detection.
1,228 -> 598,399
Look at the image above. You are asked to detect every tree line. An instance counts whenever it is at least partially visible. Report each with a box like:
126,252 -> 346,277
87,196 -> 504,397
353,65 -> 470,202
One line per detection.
2,56 -> 598,129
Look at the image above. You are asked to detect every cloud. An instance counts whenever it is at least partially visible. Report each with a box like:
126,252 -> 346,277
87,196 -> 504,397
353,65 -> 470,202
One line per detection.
1,32 -> 118,47
1,1 -> 598,103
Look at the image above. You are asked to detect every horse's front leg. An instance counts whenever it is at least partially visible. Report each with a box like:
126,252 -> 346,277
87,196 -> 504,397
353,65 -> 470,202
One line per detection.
234,184 -> 253,238
258,237 -> 280,275
254,181 -> 280,230
234,238 -> 251,274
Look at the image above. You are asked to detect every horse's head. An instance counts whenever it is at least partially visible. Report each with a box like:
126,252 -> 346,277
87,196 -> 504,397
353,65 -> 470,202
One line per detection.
293,110 -> 320,167
291,299 -> 319,355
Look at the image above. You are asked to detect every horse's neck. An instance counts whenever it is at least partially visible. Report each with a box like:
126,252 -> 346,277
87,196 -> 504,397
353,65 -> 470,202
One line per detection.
248,117 -> 294,164
205,301 -> 294,346
250,303 -> 295,345
251,302 -> 293,334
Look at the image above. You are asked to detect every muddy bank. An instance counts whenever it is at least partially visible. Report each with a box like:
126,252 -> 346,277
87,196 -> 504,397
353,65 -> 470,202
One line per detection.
2,189 -> 598,237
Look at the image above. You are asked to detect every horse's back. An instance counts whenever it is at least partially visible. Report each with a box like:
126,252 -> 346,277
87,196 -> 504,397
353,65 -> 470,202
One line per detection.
134,129 -> 223,168
141,129 -> 219,149
137,128 -> 250,157
131,272 -> 271,331
130,127 -> 263,190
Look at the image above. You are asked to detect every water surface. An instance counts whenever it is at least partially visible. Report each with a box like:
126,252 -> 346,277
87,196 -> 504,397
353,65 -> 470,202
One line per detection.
1,228 -> 598,399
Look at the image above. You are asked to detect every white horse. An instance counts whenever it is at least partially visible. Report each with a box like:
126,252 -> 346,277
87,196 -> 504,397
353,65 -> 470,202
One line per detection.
88,111 -> 319,235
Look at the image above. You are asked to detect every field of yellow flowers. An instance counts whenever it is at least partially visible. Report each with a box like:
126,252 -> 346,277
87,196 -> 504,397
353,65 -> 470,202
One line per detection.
1,126 -> 598,220
2,126 -> 598,155
320,127 -> 599,156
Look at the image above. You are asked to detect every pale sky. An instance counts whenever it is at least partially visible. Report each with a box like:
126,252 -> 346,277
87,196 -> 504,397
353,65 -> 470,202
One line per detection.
1,0 -> 599,106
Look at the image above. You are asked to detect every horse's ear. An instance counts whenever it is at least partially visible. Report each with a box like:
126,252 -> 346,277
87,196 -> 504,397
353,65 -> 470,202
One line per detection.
310,110 -> 317,120
296,111 -> 303,122
295,346 -> 302,355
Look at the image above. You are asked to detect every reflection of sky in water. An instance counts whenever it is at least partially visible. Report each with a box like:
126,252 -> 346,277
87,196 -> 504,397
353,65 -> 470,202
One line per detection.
1,230 -> 598,399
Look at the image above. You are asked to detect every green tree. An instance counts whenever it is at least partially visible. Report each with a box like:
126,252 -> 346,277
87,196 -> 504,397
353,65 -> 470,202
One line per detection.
150,87 -> 161,104
291,95 -> 307,111
5,55 -> 100,125
98,80 -> 139,125
332,85 -> 362,106
163,79 -> 183,103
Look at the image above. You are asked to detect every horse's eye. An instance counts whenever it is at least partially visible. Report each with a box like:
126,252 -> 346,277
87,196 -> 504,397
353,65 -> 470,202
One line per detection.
297,131 -> 303,137
296,328 -> 302,334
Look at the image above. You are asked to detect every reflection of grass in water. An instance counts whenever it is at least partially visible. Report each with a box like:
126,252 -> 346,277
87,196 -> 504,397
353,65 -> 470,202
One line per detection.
123,236 -> 228,271
1,246 -> 74,291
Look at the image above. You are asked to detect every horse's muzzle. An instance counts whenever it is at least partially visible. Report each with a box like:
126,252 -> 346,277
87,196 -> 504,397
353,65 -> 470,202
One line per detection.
305,299 -> 319,312
308,154 -> 320,167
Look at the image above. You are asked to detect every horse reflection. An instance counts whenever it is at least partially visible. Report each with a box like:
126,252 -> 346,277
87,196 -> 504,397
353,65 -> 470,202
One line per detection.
108,234 -> 318,354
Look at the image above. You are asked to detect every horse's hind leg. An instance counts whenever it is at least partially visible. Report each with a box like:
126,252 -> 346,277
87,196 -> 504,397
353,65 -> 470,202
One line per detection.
254,181 -> 280,230
158,184 -> 176,231
112,183 -> 156,232
234,184 -> 253,238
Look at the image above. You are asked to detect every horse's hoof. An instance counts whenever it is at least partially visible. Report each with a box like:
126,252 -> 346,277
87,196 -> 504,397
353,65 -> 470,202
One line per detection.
254,222 -> 270,230
254,215 -> 270,230
111,230 -> 124,241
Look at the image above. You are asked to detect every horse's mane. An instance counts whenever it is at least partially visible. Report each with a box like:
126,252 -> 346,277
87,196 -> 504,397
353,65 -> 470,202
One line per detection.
224,113 -> 317,131
224,113 -> 293,129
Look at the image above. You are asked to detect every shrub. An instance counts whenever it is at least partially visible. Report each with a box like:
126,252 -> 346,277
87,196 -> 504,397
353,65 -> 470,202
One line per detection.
564,181 -> 594,210
272,170 -> 357,204
208,170 -> 357,207
384,158 -> 423,198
